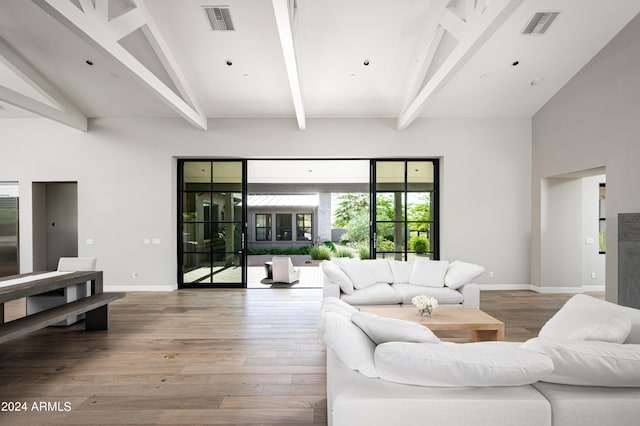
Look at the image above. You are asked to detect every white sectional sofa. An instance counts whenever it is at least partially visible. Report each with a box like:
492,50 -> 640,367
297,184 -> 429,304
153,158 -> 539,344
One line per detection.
319,295 -> 640,426
321,258 -> 482,308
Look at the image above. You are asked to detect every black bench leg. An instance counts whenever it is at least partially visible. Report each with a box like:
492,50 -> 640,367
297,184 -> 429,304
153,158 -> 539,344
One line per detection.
85,305 -> 109,330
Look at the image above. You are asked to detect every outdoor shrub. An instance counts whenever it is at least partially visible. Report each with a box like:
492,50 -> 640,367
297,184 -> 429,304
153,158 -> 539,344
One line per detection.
377,239 -> 395,252
248,248 -> 268,255
358,246 -> 370,259
271,247 -> 284,255
310,245 -> 332,260
334,248 -> 354,258
323,241 -> 337,252
410,235 -> 429,254
297,246 -> 312,255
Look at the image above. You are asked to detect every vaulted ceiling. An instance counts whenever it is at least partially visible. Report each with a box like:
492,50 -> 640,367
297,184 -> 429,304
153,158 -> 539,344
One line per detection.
1,0 -> 639,131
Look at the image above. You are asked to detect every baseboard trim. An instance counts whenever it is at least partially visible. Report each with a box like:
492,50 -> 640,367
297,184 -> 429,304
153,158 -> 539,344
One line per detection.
479,284 -> 532,291
479,284 -> 606,293
104,284 -> 177,292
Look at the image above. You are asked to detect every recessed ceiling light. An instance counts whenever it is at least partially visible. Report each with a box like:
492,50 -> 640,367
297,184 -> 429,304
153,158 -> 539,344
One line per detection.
349,73 -> 356,79
242,73 -> 249,78
85,59 -> 94,66
110,73 -> 118,79
226,60 -> 233,66
479,73 -> 488,79
530,78 -> 543,86
363,59 -> 370,66
512,60 -> 520,67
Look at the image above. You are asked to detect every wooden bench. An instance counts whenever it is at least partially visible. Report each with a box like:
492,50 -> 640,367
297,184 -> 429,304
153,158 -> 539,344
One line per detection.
0,271 -> 124,344
0,292 -> 125,344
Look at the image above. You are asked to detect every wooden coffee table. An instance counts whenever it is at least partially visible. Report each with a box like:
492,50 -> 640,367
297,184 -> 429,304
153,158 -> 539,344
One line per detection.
358,307 -> 505,342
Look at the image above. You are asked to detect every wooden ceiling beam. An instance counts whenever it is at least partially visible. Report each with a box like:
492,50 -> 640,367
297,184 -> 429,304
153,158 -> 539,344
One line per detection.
397,0 -> 524,130
272,0 -> 306,130
0,36 -> 87,131
34,0 -> 207,130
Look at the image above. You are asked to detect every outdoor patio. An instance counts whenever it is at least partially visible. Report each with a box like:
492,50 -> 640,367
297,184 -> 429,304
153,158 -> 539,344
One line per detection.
247,264 -> 323,289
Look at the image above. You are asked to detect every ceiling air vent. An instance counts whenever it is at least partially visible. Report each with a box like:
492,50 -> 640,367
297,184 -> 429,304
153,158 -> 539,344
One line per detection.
522,12 -> 559,35
204,6 -> 235,31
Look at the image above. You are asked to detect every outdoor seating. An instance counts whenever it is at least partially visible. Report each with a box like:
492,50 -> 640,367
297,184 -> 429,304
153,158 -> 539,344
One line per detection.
271,256 -> 301,283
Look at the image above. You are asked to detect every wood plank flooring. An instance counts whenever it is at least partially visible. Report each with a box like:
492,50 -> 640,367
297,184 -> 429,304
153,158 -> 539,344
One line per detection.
0,289 -> 603,425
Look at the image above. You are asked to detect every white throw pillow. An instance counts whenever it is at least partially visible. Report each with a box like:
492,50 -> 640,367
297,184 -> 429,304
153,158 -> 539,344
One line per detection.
333,258 -> 378,290
375,341 -> 553,387
408,259 -> 449,288
351,311 -> 440,345
365,259 -> 394,283
568,313 -> 632,343
317,311 -> 378,378
444,260 -> 485,290
321,260 -> 355,295
389,260 -> 414,284
520,337 -> 640,387
539,294 -> 640,344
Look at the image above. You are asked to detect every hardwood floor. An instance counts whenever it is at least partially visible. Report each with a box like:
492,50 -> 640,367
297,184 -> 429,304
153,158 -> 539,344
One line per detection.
0,289 -> 603,425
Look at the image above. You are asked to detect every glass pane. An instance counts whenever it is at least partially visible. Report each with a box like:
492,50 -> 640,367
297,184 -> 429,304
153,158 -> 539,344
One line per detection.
376,161 -> 405,192
182,255 -> 212,284
408,224 -> 431,254
376,223 -> 405,252
599,219 -> 606,252
276,214 -> 292,240
182,192 -> 212,222
182,223 -> 211,253
296,213 -> 312,241
407,192 -> 431,222
212,162 -> 242,191
376,192 -> 404,221
208,192 -> 242,222
183,161 -> 211,191
407,161 -> 433,183
212,257 -> 242,283
210,223 -> 242,255
376,252 -> 405,260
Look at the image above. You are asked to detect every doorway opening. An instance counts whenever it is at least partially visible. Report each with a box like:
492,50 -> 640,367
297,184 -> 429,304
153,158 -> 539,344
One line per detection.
177,159 -> 439,289
540,167 -> 606,292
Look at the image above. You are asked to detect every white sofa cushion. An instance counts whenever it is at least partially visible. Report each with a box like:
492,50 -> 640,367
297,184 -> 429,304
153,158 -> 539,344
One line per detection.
391,283 -> 464,305
321,296 -> 358,317
521,337 -> 640,387
444,261 -> 485,290
567,313 -> 632,343
389,259 -> 414,284
539,294 -> 640,344
375,341 -> 553,387
365,259 -> 394,284
318,311 -> 378,378
409,259 -> 449,288
322,260 -> 355,295
351,311 -> 440,345
341,283 -> 403,305
333,258 -> 378,290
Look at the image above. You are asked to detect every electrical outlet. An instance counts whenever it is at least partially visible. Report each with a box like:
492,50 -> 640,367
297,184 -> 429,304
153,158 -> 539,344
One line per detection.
144,238 -> 151,245
591,272 -> 596,279
132,272 -> 138,279
152,238 -> 161,245
489,271 -> 494,278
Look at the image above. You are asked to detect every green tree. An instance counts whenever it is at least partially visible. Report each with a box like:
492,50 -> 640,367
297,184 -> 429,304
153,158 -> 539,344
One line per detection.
333,193 -> 369,227
342,211 -> 370,246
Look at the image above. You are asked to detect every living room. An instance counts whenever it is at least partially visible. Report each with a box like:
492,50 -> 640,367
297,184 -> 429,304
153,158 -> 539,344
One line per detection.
2,0 -> 640,425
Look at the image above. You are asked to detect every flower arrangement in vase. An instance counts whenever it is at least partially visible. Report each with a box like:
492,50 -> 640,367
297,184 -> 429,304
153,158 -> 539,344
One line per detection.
411,295 -> 439,317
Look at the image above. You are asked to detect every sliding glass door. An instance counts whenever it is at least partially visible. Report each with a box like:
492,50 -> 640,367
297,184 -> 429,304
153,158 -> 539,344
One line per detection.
371,160 -> 438,260
178,160 -> 246,288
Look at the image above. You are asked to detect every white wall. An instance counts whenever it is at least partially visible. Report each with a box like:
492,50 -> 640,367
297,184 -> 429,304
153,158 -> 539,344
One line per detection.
532,14 -> 640,301
0,117 -> 531,290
